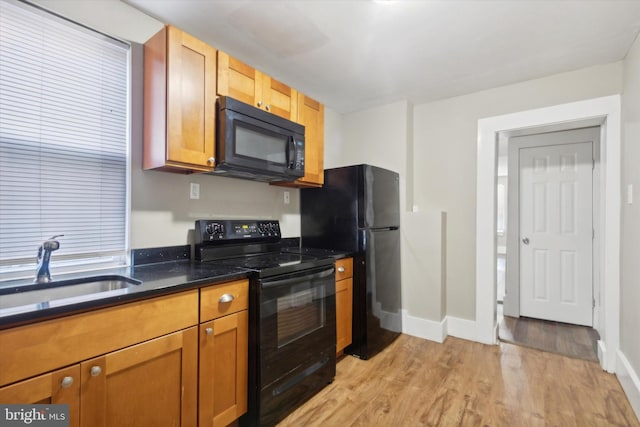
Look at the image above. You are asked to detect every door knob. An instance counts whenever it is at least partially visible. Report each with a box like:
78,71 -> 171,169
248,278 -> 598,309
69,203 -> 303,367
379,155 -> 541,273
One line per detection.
522,237 -> 530,245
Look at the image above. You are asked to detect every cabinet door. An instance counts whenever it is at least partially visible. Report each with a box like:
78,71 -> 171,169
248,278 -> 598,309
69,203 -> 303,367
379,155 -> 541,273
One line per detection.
199,311 -> 248,427
261,74 -> 297,120
296,94 -> 325,186
0,365 -> 80,427
336,278 -> 353,354
217,51 -> 259,107
80,327 -> 198,427
166,27 -> 216,168
218,51 -> 297,120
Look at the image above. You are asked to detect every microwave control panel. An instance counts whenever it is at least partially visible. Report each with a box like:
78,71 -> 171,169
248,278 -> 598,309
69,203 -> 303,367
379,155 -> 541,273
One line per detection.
294,139 -> 305,170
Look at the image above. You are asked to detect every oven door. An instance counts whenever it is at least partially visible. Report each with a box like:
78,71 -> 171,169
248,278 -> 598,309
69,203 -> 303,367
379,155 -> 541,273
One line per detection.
259,265 -> 336,386
255,265 -> 336,425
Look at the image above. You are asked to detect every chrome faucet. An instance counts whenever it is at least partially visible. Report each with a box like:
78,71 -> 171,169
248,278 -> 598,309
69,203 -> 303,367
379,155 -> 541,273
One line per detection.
35,235 -> 63,283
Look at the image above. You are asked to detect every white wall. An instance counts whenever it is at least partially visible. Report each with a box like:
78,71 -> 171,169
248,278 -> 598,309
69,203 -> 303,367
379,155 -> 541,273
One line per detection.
413,62 -> 623,321
620,33 -> 640,415
332,101 -> 449,331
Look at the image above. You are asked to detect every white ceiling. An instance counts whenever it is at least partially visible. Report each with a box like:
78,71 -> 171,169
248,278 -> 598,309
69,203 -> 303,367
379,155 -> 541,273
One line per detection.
125,0 -> 640,113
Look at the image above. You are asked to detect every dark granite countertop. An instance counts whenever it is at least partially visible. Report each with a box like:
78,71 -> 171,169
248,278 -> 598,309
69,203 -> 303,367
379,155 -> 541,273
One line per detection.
0,243 -> 351,330
0,259 -> 250,330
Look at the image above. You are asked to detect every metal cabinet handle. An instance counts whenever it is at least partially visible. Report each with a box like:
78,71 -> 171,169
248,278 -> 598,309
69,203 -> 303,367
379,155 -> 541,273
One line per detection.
60,376 -> 74,388
522,237 -> 530,245
337,266 -> 345,273
90,366 -> 102,377
219,293 -> 234,304
205,327 -> 213,335
207,157 -> 215,165
265,104 -> 271,111
257,101 -> 263,107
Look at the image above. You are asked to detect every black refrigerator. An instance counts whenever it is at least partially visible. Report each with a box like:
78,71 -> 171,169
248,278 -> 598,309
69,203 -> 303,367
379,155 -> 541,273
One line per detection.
300,164 -> 402,359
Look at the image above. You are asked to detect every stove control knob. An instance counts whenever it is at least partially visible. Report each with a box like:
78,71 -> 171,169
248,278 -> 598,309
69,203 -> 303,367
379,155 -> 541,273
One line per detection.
206,223 -> 224,236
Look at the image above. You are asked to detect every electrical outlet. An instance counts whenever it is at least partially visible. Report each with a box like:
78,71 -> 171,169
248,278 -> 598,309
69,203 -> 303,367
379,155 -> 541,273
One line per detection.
284,191 -> 290,205
190,182 -> 200,200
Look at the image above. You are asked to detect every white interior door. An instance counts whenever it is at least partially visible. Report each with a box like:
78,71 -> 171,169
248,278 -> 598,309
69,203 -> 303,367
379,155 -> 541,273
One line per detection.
519,141 -> 593,326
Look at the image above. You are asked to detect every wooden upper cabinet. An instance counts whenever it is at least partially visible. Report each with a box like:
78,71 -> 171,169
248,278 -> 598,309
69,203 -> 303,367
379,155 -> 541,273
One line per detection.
217,51 -> 259,107
295,94 -> 325,186
143,26 -> 217,173
217,51 -> 297,121
261,74 -> 298,120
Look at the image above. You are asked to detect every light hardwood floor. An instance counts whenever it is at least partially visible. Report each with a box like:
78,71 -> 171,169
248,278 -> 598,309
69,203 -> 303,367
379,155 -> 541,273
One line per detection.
277,334 -> 639,426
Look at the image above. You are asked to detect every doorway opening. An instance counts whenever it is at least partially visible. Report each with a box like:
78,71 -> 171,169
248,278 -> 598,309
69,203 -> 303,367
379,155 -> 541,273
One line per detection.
476,95 -> 621,373
495,127 -> 601,360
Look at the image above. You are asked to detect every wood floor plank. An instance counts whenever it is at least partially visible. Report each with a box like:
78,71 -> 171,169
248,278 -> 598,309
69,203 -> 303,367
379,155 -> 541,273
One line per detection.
499,313 -> 599,361
276,334 -> 640,427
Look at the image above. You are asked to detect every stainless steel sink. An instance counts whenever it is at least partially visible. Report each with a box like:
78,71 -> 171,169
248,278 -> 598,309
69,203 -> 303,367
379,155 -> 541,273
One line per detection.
0,275 -> 142,312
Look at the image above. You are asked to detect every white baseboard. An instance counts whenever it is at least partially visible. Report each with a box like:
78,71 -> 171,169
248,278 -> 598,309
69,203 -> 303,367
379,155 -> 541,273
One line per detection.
401,310 -> 447,343
598,340 -> 608,371
616,350 -> 640,421
401,313 -> 479,344
446,316 -> 478,342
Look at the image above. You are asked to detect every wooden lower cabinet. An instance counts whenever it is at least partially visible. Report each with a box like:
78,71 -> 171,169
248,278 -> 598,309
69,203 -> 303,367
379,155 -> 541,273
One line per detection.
0,280 -> 250,427
336,277 -> 353,354
0,365 -> 81,427
80,327 -> 198,427
199,310 -> 248,427
335,258 -> 354,354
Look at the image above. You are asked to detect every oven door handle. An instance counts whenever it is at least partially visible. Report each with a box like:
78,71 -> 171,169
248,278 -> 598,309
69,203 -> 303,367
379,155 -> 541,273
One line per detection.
261,267 -> 335,289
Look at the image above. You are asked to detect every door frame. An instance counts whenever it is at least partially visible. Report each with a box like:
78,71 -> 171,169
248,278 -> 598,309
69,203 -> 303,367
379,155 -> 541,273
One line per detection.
476,95 -> 620,373
504,128 -> 600,326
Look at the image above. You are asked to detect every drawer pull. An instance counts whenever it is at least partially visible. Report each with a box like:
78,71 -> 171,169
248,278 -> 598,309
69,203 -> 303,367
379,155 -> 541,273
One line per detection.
90,366 -> 102,377
205,327 -> 213,335
337,266 -> 345,273
60,376 -> 74,388
219,293 -> 234,304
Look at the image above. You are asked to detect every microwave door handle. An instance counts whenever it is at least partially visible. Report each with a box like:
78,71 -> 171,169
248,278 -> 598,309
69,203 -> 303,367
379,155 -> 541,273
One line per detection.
288,136 -> 296,169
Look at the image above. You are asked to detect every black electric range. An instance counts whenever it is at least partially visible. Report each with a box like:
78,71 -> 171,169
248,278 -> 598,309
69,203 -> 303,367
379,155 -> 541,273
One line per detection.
194,220 -> 333,275
194,219 -> 337,427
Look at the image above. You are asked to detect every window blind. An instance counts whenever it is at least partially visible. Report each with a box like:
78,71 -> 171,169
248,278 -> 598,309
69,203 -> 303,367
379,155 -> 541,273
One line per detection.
0,0 -> 130,277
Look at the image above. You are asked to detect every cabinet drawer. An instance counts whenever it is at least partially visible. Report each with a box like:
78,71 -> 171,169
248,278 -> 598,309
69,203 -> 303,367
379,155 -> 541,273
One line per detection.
200,279 -> 249,322
335,258 -> 353,281
0,290 -> 199,387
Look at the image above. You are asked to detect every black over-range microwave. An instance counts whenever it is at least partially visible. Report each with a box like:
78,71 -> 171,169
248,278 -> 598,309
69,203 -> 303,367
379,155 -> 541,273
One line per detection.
210,96 -> 305,182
